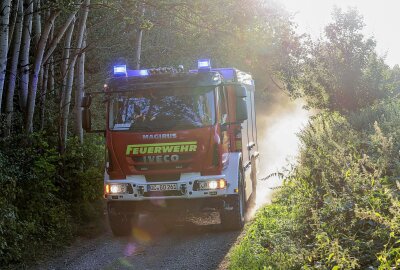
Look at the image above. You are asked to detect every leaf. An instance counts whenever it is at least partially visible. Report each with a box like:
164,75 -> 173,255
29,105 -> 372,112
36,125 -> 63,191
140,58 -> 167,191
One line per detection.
328,252 -> 334,261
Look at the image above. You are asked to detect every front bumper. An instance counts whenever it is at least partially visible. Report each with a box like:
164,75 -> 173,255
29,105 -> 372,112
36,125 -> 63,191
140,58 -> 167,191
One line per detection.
104,173 -> 236,201
107,196 -> 237,214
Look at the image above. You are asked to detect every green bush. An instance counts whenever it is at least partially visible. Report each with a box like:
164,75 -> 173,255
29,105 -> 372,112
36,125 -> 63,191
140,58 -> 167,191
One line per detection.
229,103 -> 400,269
0,133 -> 104,265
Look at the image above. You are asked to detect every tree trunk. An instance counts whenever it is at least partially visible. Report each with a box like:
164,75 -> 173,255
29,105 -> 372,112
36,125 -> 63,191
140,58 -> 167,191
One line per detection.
43,12 -> 79,64
74,32 -> 86,142
8,0 -> 19,48
49,56 -> 54,97
0,0 -> 12,113
25,10 -> 60,133
32,0 -> 41,48
58,17 -> 75,150
134,3 -> 145,69
18,0 -> 33,111
59,0 -> 90,153
40,22 -> 53,131
40,62 -> 49,130
5,0 -> 23,135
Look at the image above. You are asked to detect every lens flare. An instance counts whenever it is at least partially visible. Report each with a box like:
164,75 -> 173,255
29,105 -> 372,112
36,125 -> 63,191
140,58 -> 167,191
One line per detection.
132,227 -> 152,244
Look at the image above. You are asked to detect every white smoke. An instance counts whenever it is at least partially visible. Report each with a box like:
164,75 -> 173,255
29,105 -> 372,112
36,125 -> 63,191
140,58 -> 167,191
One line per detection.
249,90 -> 310,216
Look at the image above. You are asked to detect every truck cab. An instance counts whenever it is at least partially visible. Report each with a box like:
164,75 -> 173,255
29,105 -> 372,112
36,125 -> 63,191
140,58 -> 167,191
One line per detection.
82,59 -> 259,235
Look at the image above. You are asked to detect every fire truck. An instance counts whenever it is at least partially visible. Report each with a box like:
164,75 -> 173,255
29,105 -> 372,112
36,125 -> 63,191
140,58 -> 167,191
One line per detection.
81,59 -> 259,235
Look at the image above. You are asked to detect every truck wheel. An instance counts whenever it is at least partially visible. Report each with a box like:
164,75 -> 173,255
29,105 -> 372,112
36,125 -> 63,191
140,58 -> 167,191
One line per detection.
108,209 -> 132,237
220,169 -> 245,230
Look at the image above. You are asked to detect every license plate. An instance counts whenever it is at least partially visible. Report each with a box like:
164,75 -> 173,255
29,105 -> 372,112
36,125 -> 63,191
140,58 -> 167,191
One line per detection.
148,183 -> 178,192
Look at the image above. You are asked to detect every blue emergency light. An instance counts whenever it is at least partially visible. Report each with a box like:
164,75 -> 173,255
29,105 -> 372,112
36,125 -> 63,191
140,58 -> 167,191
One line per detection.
127,69 -> 149,76
113,65 -> 151,77
198,59 -> 211,70
113,65 -> 127,76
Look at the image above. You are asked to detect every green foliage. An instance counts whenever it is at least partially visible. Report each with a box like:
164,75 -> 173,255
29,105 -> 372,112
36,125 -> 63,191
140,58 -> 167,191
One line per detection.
86,0 -> 298,97
282,8 -> 398,113
0,133 -> 104,265
229,101 -> 400,269
0,133 -> 71,264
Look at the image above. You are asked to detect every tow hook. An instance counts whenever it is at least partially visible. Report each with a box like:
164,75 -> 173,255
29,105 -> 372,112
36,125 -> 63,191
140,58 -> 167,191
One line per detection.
223,200 -> 233,211
180,184 -> 187,195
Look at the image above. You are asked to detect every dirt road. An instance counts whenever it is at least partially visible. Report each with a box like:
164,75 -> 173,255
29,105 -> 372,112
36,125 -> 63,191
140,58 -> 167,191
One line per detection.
34,91 -> 309,270
35,213 -> 240,270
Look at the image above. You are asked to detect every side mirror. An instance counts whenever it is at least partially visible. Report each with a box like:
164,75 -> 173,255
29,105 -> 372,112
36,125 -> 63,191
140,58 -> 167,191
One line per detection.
236,97 -> 248,122
82,108 -> 92,132
81,95 -> 92,108
235,85 -> 247,98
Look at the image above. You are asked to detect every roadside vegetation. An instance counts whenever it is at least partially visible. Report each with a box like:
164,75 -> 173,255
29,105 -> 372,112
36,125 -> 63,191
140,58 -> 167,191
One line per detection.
229,8 -> 400,270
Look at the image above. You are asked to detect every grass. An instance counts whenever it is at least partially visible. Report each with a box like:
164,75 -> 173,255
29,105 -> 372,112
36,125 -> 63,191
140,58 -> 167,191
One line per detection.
228,99 -> 400,269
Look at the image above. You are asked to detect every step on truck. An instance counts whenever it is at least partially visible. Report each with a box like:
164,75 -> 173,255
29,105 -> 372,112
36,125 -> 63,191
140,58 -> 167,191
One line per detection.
81,59 -> 259,235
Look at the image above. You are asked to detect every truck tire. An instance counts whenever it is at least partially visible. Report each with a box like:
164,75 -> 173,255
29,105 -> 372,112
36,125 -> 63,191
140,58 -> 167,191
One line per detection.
220,169 -> 245,230
108,209 -> 132,237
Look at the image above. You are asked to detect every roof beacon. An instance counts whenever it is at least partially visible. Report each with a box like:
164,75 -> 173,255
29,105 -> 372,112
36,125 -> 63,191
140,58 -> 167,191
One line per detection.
113,65 -> 127,77
198,59 -> 211,71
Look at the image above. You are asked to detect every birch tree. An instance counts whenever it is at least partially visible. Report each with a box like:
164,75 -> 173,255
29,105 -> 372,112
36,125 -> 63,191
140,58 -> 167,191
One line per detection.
0,0 -> 11,113
8,0 -> 19,48
134,2 -> 145,69
42,12 -> 79,64
60,17 -> 75,100
32,0 -> 41,48
18,0 -> 33,110
59,0 -> 90,152
5,0 -> 23,135
74,33 -> 86,142
25,10 -> 60,133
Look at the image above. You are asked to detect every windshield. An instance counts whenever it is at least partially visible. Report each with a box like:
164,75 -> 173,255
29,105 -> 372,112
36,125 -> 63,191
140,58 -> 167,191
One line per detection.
109,87 -> 216,131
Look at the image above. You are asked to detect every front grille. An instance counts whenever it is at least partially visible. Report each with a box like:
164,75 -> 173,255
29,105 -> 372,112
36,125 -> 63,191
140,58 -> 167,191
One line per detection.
145,174 -> 180,182
130,153 -> 195,172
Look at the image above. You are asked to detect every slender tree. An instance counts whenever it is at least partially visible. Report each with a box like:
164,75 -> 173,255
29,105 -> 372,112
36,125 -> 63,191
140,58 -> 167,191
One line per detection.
5,0 -> 24,135
32,0 -> 41,48
25,10 -> 60,133
39,20 -> 54,131
18,0 -> 33,110
42,12 -> 79,64
59,0 -> 90,152
0,0 -> 11,112
8,0 -> 19,48
134,2 -> 145,69
74,32 -> 86,142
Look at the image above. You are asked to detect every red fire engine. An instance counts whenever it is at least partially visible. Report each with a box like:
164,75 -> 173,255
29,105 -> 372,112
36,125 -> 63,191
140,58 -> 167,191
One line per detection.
82,59 -> 259,235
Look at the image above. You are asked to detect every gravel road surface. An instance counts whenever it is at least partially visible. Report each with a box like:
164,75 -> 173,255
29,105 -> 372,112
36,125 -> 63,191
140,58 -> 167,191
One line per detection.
34,213 -> 241,270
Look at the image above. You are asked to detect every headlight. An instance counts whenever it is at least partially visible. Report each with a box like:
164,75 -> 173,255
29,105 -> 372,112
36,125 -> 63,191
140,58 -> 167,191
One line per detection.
195,179 -> 227,190
105,183 -> 128,194
208,181 -> 218,189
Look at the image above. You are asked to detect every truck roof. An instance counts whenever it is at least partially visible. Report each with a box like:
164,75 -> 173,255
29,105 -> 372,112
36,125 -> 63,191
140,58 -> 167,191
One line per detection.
107,67 -> 253,91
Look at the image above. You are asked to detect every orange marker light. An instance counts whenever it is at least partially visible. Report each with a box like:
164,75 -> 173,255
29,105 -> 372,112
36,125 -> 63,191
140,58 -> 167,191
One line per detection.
219,179 -> 226,189
105,184 -> 110,194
